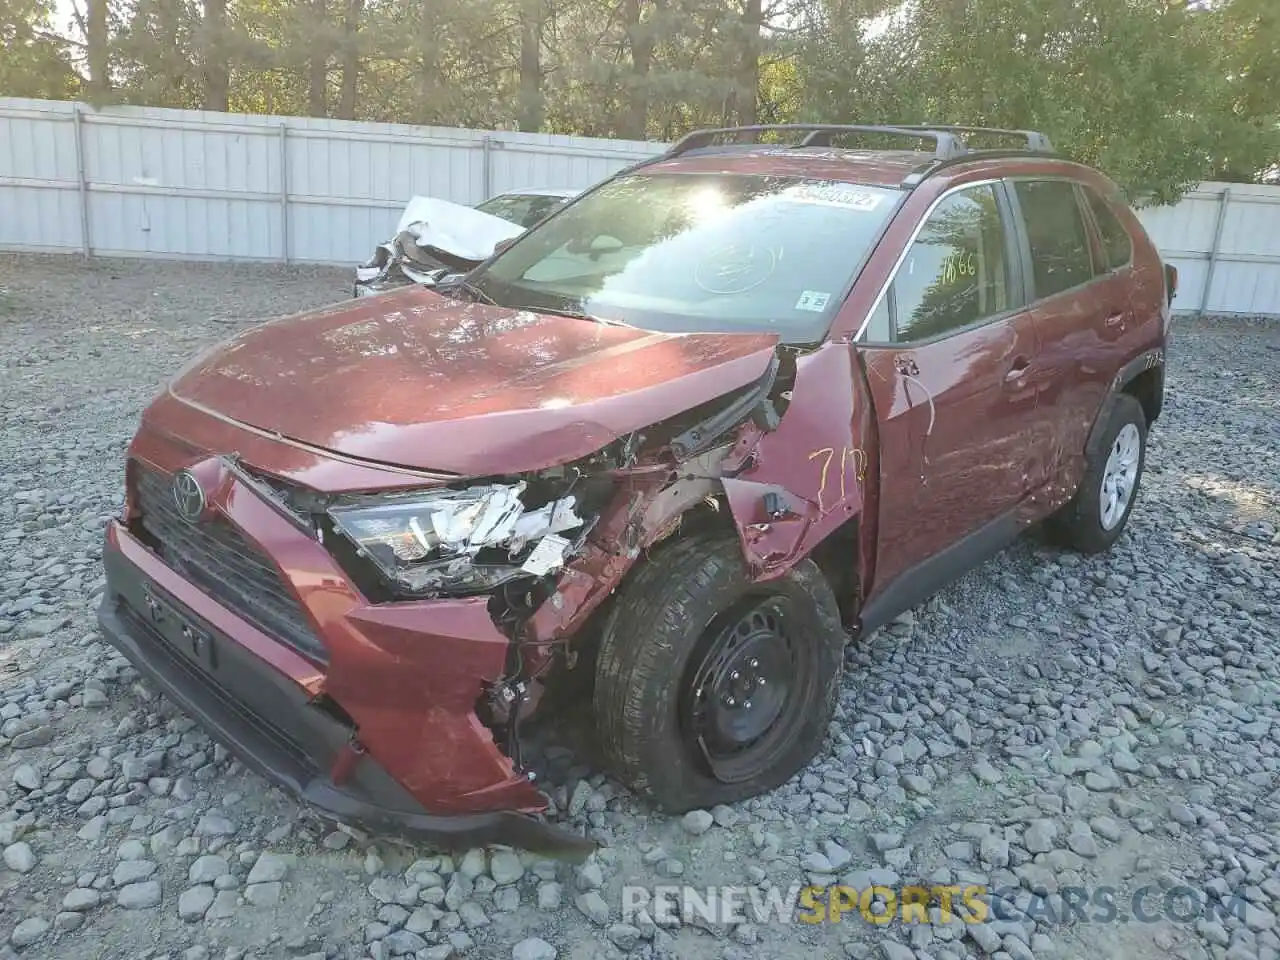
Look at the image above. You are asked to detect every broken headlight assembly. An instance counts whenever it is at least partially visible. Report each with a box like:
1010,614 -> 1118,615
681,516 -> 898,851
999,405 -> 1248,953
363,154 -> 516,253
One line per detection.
328,481 -> 586,598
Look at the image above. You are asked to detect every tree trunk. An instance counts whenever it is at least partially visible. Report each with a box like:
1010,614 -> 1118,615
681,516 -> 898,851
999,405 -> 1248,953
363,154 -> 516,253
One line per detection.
337,0 -> 363,120
621,0 -> 653,140
734,0 -> 762,126
517,0 -> 543,131
204,0 -> 229,111
417,1 -> 439,124
308,0 -> 328,117
87,0 -> 109,98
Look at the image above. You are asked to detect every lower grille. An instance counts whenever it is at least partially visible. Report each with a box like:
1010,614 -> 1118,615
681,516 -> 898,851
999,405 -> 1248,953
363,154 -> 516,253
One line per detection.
116,600 -> 317,776
132,462 -> 328,663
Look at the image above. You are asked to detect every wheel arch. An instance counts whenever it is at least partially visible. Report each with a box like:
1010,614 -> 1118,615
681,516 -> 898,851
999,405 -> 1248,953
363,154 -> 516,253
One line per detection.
1085,348 -> 1165,459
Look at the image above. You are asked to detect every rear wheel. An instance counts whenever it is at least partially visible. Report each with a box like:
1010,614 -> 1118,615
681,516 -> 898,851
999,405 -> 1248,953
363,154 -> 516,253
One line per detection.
592,533 -> 846,812
1048,393 -> 1148,553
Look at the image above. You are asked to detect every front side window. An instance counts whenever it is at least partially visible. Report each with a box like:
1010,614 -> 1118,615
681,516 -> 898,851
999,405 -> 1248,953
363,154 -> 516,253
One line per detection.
471,173 -> 900,343
890,183 -> 1012,343
1014,179 -> 1095,297
1082,186 -> 1133,272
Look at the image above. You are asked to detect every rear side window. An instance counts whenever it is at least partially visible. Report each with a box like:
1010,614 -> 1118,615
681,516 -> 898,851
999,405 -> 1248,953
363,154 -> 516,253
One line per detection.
1082,186 -> 1133,271
1013,180 -> 1094,298
891,183 -> 1012,343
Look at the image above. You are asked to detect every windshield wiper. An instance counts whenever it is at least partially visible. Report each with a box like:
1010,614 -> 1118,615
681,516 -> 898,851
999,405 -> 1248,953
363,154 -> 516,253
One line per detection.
531,303 -> 627,327
440,275 -> 496,305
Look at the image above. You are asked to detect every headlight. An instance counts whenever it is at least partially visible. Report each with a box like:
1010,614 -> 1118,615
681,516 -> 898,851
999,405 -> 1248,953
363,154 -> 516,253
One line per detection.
328,481 -> 584,597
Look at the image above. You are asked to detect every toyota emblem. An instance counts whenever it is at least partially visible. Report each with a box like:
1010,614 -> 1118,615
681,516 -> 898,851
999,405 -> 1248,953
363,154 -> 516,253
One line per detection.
171,469 -> 206,523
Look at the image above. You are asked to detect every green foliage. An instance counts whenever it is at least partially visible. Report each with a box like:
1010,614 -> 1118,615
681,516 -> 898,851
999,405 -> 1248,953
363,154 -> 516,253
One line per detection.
0,0 -> 80,99
798,0 -> 1280,200
2,0 -> 1276,200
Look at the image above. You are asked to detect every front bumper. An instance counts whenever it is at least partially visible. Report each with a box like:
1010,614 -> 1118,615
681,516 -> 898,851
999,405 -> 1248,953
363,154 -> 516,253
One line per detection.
97,514 -> 594,858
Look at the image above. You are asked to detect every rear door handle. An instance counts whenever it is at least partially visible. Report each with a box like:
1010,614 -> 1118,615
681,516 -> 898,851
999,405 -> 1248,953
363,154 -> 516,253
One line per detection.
1104,312 -> 1125,328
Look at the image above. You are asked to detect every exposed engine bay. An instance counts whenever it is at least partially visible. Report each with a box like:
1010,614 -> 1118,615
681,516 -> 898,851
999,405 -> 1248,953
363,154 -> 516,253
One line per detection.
229,328 -> 864,795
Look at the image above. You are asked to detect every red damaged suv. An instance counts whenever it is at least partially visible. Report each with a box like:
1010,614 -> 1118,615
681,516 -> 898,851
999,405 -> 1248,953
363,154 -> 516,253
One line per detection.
99,124 -> 1172,854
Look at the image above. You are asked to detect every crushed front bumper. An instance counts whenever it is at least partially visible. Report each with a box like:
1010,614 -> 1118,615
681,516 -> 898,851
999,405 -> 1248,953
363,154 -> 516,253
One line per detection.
97,521 -> 594,859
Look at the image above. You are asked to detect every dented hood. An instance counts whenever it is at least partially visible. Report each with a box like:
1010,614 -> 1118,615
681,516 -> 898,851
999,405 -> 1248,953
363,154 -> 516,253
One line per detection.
167,287 -> 779,477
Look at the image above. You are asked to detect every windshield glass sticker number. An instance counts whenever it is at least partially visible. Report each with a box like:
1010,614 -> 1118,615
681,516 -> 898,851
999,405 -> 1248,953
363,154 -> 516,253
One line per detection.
795,290 -> 831,312
789,183 -> 884,211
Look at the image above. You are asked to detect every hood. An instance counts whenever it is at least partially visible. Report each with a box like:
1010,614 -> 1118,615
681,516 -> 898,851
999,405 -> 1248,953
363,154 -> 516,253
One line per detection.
167,287 -> 779,477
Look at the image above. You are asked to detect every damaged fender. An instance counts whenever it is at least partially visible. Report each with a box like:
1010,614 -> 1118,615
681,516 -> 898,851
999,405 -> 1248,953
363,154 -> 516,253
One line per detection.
525,342 -> 877,648
718,343 -> 874,579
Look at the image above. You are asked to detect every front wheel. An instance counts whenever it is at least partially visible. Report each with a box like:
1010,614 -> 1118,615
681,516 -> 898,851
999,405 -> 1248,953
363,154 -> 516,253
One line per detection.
592,533 -> 846,812
1048,393 -> 1148,554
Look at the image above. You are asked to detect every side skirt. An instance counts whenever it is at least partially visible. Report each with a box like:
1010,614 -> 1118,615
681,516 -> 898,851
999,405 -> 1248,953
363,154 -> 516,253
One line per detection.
858,510 -> 1024,636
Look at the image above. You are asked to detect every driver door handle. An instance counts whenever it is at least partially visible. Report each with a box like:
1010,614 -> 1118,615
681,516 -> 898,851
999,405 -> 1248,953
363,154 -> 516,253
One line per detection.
1005,357 -> 1031,385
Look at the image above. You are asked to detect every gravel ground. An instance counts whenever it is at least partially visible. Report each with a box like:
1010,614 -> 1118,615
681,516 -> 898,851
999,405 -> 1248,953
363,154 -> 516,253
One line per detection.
0,253 -> 1278,960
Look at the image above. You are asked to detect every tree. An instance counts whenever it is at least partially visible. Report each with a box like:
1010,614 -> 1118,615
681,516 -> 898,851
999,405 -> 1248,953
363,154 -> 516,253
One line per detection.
517,0 -> 543,131
86,0 -> 109,97
201,0 -> 228,110
337,0 -> 361,119
0,0 -> 81,99
791,0 -> 1280,200
8,0 -> 1275,198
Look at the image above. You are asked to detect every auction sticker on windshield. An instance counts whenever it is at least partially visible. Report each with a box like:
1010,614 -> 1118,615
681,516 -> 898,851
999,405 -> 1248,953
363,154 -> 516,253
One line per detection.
795,290 -> 832,312
787,183 -> 885,210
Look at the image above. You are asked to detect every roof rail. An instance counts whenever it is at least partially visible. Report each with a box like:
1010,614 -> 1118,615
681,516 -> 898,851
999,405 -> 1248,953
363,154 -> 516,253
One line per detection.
891,124 -> 1054,154
663,124 -> 970,163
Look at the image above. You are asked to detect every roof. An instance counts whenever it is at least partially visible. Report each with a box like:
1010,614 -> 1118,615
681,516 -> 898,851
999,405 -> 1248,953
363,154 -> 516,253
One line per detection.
624,124 -> 1066,190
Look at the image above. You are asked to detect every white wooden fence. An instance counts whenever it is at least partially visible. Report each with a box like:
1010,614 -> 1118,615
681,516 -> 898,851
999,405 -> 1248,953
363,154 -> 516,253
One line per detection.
1,97 -> 1277,316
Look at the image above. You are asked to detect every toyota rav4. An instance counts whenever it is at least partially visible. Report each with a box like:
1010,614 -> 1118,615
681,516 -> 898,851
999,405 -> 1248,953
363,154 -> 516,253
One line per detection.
98,124 -> 1173,855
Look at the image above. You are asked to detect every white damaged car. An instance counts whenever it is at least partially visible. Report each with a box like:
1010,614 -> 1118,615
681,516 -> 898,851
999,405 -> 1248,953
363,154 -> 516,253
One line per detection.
352,188 -> 577,298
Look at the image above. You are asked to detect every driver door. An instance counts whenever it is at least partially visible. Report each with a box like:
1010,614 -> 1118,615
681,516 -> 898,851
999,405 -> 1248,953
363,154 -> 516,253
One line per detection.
860,181 -> 1046,608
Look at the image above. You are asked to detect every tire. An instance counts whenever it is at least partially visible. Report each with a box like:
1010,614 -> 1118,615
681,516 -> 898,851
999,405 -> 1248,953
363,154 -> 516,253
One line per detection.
1047,393 -> 1148,554
592,532 -> 846,812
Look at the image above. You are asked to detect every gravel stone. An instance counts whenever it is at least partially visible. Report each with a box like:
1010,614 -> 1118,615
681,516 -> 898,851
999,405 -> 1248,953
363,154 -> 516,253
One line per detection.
62,889 -> 101,912
112,860 -> 157,887
12,764 -> 41,791
3,841 -> 37,874
576,891 -> 610,925
245,881 -> 283,906
194,813 -> 235,837
189,855 -> 230,884
0,260 -> 1275,960
489,850 -> 524,885
54,911 -> 84,932
116,880 -> 163,909
246,851 -> 291,884
537,882 -> 563,910
681,809 -> 714,835
178,885 -> 215,921
9,917 -> 49,947
513,938 -> 558,960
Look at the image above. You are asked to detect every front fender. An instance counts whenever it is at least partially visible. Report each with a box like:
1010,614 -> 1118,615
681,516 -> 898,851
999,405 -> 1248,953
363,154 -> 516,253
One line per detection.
721,343 -> 874,579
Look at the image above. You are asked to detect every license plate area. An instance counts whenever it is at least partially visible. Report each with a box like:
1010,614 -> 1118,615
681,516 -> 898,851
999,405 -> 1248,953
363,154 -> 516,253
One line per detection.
141,583 -> 219,671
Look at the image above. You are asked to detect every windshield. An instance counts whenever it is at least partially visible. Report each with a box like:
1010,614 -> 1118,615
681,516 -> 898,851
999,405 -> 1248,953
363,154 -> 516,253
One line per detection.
469,172 -> 900,343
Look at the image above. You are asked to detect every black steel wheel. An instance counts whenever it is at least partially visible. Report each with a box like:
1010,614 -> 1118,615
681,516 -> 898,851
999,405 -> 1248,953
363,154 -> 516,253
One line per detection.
681,596 -> 816,785
593,533 -> 846,812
